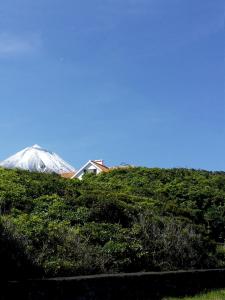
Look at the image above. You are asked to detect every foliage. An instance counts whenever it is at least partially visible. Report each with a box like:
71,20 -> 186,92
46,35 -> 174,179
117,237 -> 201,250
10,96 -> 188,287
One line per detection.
0,166 -> 225,277
164,289 -> 225,299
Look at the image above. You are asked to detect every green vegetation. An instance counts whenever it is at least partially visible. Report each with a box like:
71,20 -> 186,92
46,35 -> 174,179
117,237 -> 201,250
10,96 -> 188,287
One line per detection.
164,289 -> 225,299
1,166 -> 225,277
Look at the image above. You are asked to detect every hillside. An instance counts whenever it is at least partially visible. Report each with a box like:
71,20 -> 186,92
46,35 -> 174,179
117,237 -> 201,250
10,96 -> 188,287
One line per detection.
0,166 -> 225,278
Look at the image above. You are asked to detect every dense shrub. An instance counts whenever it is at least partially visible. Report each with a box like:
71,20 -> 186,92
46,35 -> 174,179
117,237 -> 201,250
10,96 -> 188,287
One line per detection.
0,167 -> 225,277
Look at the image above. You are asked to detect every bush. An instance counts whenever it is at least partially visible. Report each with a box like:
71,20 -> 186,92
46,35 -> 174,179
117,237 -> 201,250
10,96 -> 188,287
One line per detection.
0,167 -> 224,277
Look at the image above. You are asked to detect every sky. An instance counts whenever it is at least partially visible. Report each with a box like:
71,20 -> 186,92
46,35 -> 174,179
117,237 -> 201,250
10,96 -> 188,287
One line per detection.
0,0 -> 224,170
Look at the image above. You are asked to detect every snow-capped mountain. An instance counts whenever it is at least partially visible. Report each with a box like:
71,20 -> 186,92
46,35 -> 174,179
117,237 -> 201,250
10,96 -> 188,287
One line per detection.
0,144 -> 76,174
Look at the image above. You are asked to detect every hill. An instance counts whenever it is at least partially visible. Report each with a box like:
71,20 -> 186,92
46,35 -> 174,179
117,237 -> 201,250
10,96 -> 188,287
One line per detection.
0,166 -> 225,278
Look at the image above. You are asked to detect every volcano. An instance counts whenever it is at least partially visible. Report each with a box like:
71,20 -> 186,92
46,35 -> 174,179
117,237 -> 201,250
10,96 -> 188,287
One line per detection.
0,144 -> 75,174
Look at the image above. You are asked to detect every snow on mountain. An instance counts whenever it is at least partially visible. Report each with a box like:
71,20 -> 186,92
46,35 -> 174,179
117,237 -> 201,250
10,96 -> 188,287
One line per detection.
0,144 -> 76,174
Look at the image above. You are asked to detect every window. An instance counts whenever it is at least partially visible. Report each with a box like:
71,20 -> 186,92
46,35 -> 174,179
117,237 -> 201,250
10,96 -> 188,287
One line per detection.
84,168 -> 97,175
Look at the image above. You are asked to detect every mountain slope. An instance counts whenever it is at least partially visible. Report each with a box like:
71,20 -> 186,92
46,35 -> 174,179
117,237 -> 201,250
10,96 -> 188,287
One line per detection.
0,144 -> 75,174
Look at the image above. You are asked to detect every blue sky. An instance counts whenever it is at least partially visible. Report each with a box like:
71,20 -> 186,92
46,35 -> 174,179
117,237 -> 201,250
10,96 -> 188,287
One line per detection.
0,0 -> 224,170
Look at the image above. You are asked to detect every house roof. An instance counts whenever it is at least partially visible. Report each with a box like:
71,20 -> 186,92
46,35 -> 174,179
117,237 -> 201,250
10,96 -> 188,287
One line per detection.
91,160 -> 109,172
60,172 -> 76,179
72,160 -> 109,179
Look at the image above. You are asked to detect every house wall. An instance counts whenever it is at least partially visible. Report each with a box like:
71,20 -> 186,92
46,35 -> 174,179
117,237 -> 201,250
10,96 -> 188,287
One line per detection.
76,162 -> 102,180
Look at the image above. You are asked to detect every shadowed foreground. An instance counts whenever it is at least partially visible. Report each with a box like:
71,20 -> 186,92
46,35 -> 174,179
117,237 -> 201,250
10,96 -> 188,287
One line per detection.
2,269 -> 225,300
0,223 -> 42,280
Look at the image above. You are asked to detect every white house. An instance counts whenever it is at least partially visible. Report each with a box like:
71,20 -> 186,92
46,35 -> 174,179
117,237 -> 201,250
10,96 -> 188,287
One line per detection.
72,160 -> 109,180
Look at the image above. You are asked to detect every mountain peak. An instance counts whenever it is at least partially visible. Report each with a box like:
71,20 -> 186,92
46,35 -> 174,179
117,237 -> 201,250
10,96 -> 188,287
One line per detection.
0,145 -> 75,174
31,144 -> 42,149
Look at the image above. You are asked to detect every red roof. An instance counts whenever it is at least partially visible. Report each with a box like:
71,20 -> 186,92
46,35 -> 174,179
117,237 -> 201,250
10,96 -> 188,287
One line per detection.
60,172 -> 76,179
91,161 -> 109,172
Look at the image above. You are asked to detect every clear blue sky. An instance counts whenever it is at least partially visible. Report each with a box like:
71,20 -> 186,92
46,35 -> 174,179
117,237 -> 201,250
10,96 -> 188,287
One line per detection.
0,0 -> 224,170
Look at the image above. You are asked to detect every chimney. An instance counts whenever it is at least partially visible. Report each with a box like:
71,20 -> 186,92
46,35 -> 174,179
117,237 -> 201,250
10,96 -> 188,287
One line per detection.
94,160 -> 104,165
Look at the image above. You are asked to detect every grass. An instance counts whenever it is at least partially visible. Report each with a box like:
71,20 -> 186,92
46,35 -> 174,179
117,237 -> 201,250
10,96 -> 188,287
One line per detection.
163,289 -> 225,299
